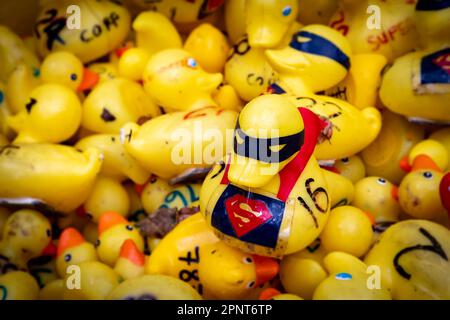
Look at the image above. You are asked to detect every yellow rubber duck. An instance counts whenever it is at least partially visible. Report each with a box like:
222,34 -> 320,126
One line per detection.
114,239 -> 145,280
55,227 -> 98,279
398,140 -> 449,220
324,53 -> 387,109
333,155 -> 366,183
279,238 -> 328,300
0,209 -> 52,271
40,51 -> 99,92
328,0 -> 418,62
34,0 -> 131,63
352,176 -> 401,224
133,11 -> 182,56
0,25 -> 40,83
140,177 -> 200,214
320,206 -> 374,257
200,94 -> 330,257
82,77 -> 160,134
0,143 -> 102,213
0,271 -> 40,300
107,274 -> 202,300
297,0 -> 338,25
313,251 -> 392,300
184,23 -> 230,73
121,106 -> 238,180
96,211 -> 144,266
225,0 -> 298,48
361,110 -> 425,184
143,49 -> 223,112
63,260 -> 120,300
7,83 -> 82,144
365,219 -> 450,299
145,213 -> 278,299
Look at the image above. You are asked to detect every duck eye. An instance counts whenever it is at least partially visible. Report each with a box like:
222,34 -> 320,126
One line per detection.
64,254 -> 72,262
341,157 -> 349,163
70,73 -> 77,81
243,257 -> 253,264
335,272 -> 352,280
46,229 -> 51,237
126,225 -> 133,231
186,58 -> 198,69
246,281 -> 255,288
377,178 -> 386,185
423,172 -> 433,179
95,239 -> 101,247
282,5 -> 292,16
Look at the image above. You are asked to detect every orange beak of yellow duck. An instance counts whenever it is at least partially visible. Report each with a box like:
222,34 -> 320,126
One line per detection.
57,227 -> 86,257
98,211 -> 128,235
119,239 -> 145,266
253,255 -> 279,287
77,68 -> 99,92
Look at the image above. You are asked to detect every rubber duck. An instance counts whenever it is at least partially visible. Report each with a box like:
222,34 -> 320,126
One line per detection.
200,94 -> 330,257
0,209 -> 52,271
129,0 -> 225,26
121,106 -> 238,179
117,48 -> 150,82
82,78 -> 160,134
184,23 -> 230,73
96,211 -> 144,266
0,143 -> 102,213
352,177 -> 401,224
361,110 -> 425,184
0,271 -> 40,300
225,0 -> 298,48
34,0 -> 131,63
39,279 -> 64,300
322,168 -> 354,209
323,53 -> 387,109
107,274 -> 202,300
141,177 -> 200,214
143,49 -> 223,112
63,260 -> 120,300
113,239 -> 145,280
297,0 -> 338,25
224,36 -> 279,101
56,228 -> 97,278
7,83 -> 82,144
88,63 -> 118,84
40,51 -> 99,92
320,206 -> 374,257
365,219 -> 450,299
0,25 -> 39,83
398,140 -> 449,220
329,0 -> 417,62
313,251 -> 391,300
146,213 -> 278,299
333,155 -> 366,183
430,128 -> 450,171
279,238 -> 328,300
133,11 -> 182,57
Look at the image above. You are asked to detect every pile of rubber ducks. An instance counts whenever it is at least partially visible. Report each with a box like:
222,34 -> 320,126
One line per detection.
0,0 -> 449,300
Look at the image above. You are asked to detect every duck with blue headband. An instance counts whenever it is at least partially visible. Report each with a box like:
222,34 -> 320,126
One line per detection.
264,24 -> 382,161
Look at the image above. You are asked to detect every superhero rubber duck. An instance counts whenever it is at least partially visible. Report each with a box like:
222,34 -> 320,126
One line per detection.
0,143 -> 102,213
225,0 -> 298,48
34,0 -> 131,63
329,0 -> 418,62
145,213 -> 278,299
313,251 -> 391,300
361,110 -> 425,184
200,94 -> 330,258
365,219 -> 450,299
107,274 -> 202,300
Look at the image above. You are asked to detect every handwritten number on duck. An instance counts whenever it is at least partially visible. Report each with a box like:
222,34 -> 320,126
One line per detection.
393,227 -> 448,280
297,178 -> 329,228
0,285 -> 7,300
35,9 -> 67,50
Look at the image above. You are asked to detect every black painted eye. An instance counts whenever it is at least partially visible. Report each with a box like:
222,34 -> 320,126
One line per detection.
377,178 -> 386,185
64,254 -> 72,262
95,239 -> 101,247
126,225 -> 133,231
341,157 -> 349,163
423,172 -> 433,179
46,229 -> 51,237
246,281 -> 255,288
70,73 -> 77,81
243,257 -> 253,264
